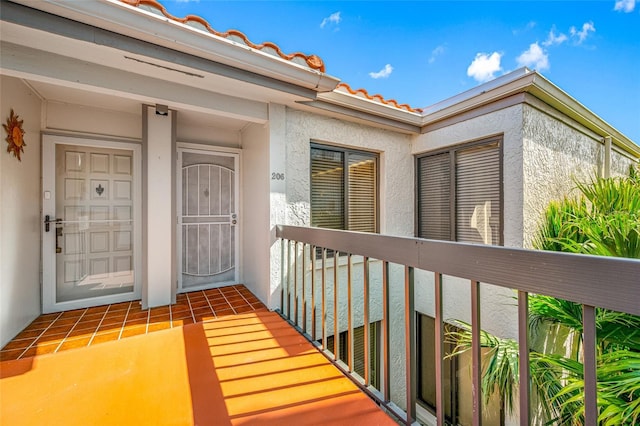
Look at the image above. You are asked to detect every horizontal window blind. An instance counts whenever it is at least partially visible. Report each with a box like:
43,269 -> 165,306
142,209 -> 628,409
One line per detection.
348,154 -> 377,233
311,145 -> 378,235
417,138 -> 501,245
418,152 -> 451,240
456,143 -> 500,244
311,149 -> 344,230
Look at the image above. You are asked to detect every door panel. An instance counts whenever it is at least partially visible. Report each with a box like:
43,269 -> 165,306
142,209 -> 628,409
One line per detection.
178,149 -> 239,291
43,136 -> 141,312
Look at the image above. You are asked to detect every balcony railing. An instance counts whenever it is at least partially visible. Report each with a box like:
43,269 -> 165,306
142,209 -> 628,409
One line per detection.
275,225 -> 640,426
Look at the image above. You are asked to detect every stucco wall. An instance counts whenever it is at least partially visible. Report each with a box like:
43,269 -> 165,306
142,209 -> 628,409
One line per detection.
241,122 -> 271,304
43,101 -> 140,140
1,76 -> 43,346
521,104 -> 637,249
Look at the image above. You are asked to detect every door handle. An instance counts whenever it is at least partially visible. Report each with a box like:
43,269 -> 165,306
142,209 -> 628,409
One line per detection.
44,215 -> 62,232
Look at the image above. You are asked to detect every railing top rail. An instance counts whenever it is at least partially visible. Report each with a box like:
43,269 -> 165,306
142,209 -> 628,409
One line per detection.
276,225 -> 640,316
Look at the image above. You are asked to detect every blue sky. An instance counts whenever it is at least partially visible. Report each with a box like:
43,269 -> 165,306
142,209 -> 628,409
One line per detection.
164,1 -> 640,143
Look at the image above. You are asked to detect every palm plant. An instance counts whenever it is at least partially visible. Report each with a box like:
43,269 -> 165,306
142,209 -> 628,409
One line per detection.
447,165 -> 640,425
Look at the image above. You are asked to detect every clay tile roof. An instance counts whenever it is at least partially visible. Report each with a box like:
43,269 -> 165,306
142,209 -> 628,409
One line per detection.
336,83 -> 422,113
119,0 -> 325,72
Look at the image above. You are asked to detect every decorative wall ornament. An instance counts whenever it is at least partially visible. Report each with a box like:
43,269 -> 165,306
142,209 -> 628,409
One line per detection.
3,109 -> 26,161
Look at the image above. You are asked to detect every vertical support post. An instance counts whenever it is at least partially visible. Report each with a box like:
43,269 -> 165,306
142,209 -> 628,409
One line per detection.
518,291 -> 530,426
382,261 -> 390,402
293,241 -> 298,326
583,305 -> 597,426
280,238 -> 285,315
405,266 -> 416,425
347,254 -> 354,372
311,245 -> 316,341
603,136 -> 612,179
471,280 -> 482,426
286,240 -> 291,319
333,250 -> 340,361
435,272 -> 445,426
302,243 -> 307,334
363,256 -> 370,385
321,248 -> 327,350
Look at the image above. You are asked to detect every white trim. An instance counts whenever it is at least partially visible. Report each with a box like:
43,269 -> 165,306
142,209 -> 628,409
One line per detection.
176,144 -> 242,293
42,134 -> 142,313
8,0 -> 339,93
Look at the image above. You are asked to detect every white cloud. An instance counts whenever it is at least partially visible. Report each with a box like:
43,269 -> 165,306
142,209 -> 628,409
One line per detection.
517,42 -> 549,71
570,21 -> 596,44
543,28 -> 568,46
614,0 -> 636,12
513,21 -> 536,35
429,45 -> 446,64
467,52 -> 503,83
320,11 -> 341,29
369,64 -> 394,79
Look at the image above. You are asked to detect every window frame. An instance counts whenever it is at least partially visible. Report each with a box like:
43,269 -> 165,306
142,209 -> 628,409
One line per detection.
310,142 -> 380,233
414,136 -> 503,245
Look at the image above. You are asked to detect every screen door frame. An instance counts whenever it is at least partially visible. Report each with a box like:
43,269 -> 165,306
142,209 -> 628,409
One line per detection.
176,143 -> 241,293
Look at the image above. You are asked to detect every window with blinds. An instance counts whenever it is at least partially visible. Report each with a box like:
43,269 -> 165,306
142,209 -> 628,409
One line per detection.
325,322 -> 380,388
311,145 -> 378,233
416,138 -> 502,245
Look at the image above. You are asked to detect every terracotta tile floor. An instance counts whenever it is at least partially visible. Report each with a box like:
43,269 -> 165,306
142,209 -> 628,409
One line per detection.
0,284 -> 266,361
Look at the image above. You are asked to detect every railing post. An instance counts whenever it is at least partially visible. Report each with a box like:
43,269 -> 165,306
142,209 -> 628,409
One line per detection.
347,253 -> 354,372
311,245 -> 316,341
518,290 -> 530,426
435,272 -> 444,426
280,238 -> 285,315
334,250 -> 340,361
583,305 -> 597,426
321,248 -> 327,350
405,266 -> 416,425
286,240 -> 291,319
382,261 -> 390,402
302,243 -> 307,334
471,280 -> 482,426
363,256 -> 370,385
294,241 -> 299,326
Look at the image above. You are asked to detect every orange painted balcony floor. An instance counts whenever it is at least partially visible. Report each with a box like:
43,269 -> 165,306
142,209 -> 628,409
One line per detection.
0,286 -> 395,425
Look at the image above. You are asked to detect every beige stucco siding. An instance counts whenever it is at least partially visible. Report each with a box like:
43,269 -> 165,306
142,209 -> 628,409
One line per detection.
0,76 -> 42,346
521,104 -> 637,248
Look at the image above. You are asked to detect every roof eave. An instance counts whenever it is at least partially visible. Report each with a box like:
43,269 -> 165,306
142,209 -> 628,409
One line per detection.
317,90 -> 423,126
420,70 -> 639,157
8,0 -> 340,93
525,74 -> 640,158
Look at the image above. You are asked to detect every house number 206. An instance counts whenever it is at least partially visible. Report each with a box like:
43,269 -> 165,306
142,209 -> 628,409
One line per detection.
271,172 -> 285,180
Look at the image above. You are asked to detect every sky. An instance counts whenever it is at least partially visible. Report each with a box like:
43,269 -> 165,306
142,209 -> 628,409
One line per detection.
163,0 -> 640,143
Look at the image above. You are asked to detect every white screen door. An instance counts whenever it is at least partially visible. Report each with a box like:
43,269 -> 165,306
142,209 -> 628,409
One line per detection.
177,147 -> 239,292
42,135 -> 141,313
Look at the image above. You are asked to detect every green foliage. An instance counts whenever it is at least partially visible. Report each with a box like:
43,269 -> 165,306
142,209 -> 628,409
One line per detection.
534,165 -> 640,258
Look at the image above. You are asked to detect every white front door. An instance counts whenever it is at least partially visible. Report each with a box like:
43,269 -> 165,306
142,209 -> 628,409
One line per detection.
177,146 -> 240,292
42,135 -> 142,313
